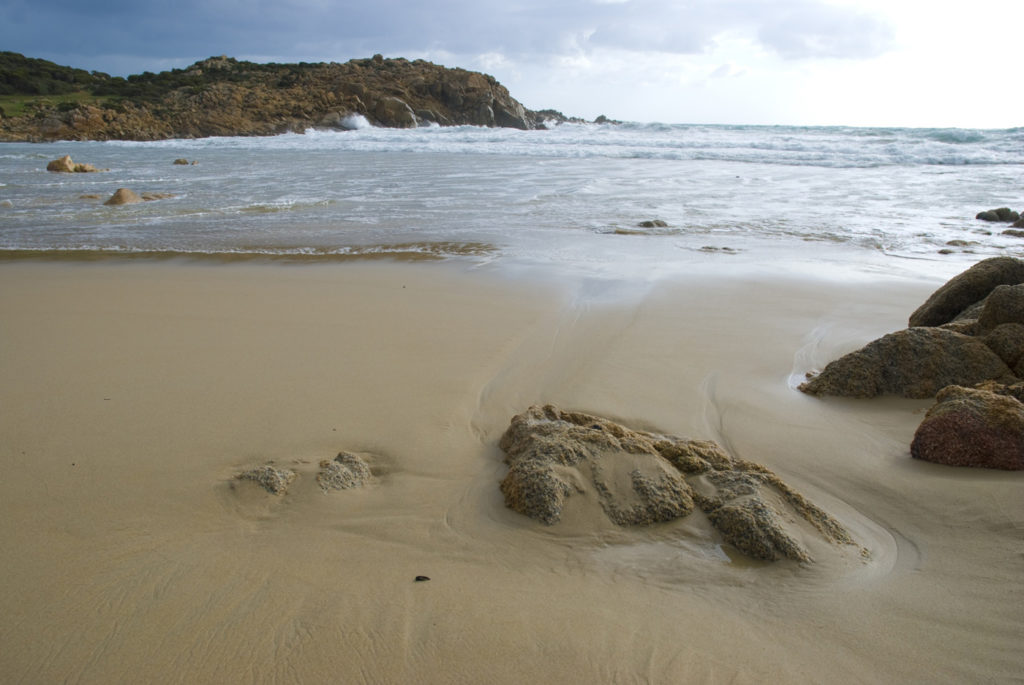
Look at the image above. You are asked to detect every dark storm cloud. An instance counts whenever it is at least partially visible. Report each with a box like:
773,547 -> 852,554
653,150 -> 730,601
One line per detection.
1,0 -> 893,72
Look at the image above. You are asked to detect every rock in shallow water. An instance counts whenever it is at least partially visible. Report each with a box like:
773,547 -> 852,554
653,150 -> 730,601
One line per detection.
498,405 -> 858,562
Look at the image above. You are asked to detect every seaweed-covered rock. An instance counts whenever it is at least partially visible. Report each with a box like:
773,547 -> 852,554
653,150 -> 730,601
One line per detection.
909,257 -> 1024,327
799,327 -> 1014,398
498,405 -> 858,562
317,451 -> 372,491
237,464 -> 296,494
911,385 -> 1024,470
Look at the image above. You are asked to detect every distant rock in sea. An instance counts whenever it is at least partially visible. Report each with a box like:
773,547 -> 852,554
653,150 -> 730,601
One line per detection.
46,155 -> 105,172
976,207 -> 1020,222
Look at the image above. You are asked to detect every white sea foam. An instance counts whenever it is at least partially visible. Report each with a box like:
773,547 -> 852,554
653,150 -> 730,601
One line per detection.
3,124 -> 1022,280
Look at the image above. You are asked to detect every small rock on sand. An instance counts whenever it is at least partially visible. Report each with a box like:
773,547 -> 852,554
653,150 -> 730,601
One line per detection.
316,451 -> 372,491
237,464 -> 297,495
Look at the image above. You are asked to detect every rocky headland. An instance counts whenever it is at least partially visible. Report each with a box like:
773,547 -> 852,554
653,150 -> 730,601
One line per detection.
0,52 -> 588,141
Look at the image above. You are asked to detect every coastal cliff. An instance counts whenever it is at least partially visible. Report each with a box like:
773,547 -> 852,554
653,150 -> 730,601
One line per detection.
0,52 -> 577,141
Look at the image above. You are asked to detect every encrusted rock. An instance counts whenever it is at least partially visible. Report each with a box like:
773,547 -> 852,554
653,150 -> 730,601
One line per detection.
799,327 -> 1014,399
638,219 -> 668,228
498,405 -> 858,562
317,451 -> 372,491
977,284 -> 1024,332
237,464 -> 296,494
982,323 -> 1024,367
908,257 -> 1024,327
911,385 -> 1024,470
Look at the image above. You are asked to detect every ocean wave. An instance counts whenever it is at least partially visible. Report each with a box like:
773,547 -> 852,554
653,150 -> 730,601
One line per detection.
96,122 -> 1023,169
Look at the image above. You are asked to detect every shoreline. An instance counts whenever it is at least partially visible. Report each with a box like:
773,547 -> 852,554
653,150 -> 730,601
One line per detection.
1,259 -> 1020,682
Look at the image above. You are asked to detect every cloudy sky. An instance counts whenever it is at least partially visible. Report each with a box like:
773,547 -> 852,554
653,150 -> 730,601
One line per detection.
4,0 -> 1021,128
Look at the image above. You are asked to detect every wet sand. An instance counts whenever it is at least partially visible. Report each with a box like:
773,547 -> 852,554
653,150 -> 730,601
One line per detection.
0,259 -> 1021,683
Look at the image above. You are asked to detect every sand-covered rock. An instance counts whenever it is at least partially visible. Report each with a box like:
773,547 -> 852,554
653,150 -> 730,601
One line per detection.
799,327 -> 1014,399
911,385 -> 1024,470
498,405 -> 858,562
316,451 -> 372,491
237,464 -> 297,494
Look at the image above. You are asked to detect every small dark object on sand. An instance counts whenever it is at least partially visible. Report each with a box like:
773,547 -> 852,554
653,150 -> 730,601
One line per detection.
414,575 -> 431,582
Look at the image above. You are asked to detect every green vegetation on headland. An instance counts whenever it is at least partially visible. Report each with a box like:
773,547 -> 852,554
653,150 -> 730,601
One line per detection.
0,51 -> 592,141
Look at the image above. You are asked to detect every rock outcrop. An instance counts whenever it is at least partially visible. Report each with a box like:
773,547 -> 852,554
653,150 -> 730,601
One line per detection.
803,258 -> 1024,398
911,384 -> 1024,470
498,405 -> 859,562
0,54 -> 579,141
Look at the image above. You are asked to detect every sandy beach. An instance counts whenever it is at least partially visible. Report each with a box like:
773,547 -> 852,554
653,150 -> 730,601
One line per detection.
1,258 -> 1021,683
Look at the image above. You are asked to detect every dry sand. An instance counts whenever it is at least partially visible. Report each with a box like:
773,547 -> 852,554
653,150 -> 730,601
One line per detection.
0,259 -> 1021,683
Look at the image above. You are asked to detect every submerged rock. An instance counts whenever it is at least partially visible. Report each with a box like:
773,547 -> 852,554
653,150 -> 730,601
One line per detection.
237,464 -> 296,494
637,219 -> 668,228
498,405 -> 858,562
911,385 -> 1024,470
316,451 -> 372,491
104,188 -> 143,205
799,327 -> 1014,399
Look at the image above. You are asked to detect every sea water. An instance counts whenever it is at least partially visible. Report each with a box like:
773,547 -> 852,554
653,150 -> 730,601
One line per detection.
1,122 -> 1021,281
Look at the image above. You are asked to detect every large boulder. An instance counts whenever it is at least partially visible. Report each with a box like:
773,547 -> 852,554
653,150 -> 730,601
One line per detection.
908,257 -> 1024,327
911,385 -> 1024,470
977,284 -> 1024,332
799,327 -> 1015,398
498,405 -> 859,562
